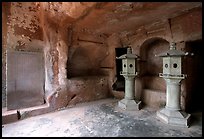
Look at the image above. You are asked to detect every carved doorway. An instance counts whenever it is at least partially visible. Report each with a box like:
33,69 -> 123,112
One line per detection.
112,47 -> 128,91
184,40 -> 203,113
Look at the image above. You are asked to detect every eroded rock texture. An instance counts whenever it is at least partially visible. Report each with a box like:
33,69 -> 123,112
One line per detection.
2,2 -> 202,120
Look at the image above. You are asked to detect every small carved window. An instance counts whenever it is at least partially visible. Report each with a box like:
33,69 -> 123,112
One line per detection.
129,64 -> 133,68
124,64 -> 126,67
165,64 -> 168,68
173,63 -> 177,68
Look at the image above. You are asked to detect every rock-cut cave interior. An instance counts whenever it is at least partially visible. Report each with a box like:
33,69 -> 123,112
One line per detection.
2,2 -> 202,137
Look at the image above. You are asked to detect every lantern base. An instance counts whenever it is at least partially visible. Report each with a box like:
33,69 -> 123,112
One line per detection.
118,99 -> 141,110
156,108 -> 191,128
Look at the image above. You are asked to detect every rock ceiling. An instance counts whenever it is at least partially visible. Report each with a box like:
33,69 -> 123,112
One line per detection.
43,2 -> 201,35
73,2 -> 202,34
10,2 -> 203,35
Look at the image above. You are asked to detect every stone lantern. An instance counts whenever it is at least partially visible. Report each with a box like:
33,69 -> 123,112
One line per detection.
117,47 -> 141,110
156,42 -> 191,127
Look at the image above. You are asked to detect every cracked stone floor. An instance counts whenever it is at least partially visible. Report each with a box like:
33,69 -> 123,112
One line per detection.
2,98 -> 202,137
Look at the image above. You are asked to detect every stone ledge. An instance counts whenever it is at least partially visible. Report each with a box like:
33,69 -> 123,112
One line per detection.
2,108 -> 18,125
112,90 -> 124,99
2,104 -> 50,125
142,89 -> 166,109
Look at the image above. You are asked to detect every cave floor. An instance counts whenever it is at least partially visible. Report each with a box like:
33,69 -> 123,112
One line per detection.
2,98 -> 202,137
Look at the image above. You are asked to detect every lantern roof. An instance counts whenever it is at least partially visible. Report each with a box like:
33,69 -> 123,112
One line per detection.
117,47 -> 139,59
156,43 -> 186,57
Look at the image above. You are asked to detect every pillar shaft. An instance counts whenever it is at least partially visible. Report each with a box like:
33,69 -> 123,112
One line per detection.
118,75 -> 141,110
156,77 -> 191,127
165,79 -> 181,110
124,76 -> 135,100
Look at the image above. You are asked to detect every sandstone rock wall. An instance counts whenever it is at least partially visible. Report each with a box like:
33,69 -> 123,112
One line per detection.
2,2 -> 202,112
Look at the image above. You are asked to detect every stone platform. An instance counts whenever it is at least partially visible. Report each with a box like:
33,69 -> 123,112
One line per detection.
156,108 -> 191,127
